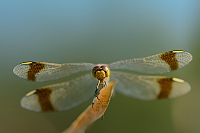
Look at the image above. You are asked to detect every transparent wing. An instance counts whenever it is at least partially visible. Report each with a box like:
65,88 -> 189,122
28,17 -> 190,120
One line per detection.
111,71 -> 191,100
13,61 -> 95,82
109,50 -> 192,74
21,73 -> 97,112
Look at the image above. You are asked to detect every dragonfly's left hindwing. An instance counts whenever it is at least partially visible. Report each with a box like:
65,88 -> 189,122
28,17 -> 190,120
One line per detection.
111,71 -> 190,100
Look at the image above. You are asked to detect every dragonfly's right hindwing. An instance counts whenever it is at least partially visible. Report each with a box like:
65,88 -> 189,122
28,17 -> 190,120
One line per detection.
21,73 -> 96,112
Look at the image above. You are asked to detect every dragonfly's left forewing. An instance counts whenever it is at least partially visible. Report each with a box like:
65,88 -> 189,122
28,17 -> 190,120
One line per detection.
109,50 -> 192,74
112,71 -> 190,100
21,74 -> 96,112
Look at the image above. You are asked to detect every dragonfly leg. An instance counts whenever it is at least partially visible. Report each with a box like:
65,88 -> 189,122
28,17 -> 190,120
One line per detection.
92,81 -> 101,107
101,114 -> 104,120
92,81 -> 108,107
104,81 -> 108,87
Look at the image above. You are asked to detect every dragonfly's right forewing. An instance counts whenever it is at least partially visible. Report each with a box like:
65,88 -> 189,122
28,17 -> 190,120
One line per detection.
13,61 -> 95,82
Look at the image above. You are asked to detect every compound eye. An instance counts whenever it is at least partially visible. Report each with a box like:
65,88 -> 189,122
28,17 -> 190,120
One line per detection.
100,66 -> 110,77
93,66 -> 100,71
92,66 -> 100,78
100,66 -> 108,71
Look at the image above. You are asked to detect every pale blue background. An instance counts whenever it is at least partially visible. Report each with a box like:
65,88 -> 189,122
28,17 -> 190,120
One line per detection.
1,1 -> 200,133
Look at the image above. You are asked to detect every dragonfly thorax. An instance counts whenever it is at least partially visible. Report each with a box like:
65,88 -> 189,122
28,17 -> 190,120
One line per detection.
92,65 -> 110,81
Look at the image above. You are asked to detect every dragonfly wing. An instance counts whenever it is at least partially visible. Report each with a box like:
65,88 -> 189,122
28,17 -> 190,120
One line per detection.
109,50 -> 192,74
21,73 -> 97,112
13,61 -> 95,82
111,71 -> 191,100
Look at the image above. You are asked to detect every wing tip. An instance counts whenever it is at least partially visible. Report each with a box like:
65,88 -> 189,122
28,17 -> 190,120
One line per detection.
13,63 -> 22,76
20,95 -> 41,112
171,50 -> 193,67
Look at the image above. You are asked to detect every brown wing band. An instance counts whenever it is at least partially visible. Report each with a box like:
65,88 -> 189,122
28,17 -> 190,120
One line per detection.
34,87 -> 55,112
27,62 -> 45,81
157,78 -> 173,99
160,51 -> 178,70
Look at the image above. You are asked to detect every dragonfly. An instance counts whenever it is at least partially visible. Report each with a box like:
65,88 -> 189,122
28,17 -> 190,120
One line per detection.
13,50 -> 192,112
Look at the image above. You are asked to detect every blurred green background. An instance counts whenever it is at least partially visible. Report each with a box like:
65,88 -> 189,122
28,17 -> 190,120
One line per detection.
1,1 -> 200,133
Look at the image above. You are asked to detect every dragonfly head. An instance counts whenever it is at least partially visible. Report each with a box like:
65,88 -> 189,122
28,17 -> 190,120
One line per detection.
92,65 -> 110,81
